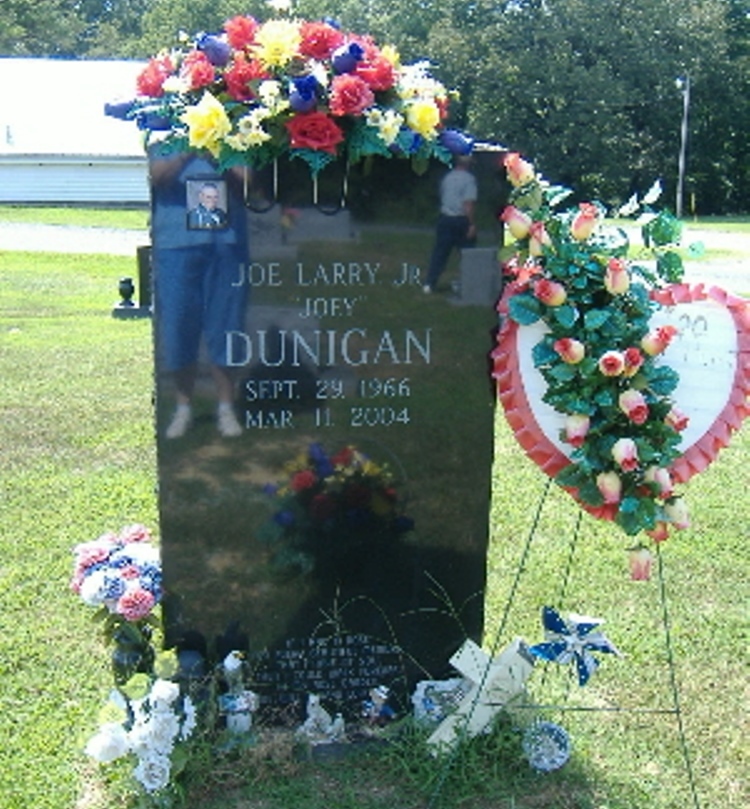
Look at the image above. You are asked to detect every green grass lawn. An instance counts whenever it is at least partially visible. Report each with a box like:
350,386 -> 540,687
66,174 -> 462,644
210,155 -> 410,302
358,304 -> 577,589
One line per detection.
0,235 -> 747,808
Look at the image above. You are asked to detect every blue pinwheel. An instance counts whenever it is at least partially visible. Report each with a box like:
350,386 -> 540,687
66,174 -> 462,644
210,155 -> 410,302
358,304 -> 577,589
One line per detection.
529,606 -> 621,686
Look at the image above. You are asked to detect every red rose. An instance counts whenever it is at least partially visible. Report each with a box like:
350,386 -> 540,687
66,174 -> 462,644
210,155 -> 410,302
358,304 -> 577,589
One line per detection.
224,15 -> 259,49
356,55 -> 396,91
291,469 -> 317,491
224,53 -> 268,101
299,21 -> 345,60
310,493 -> 337,521
285,111 -> 345,154
137,56 -> 174,97
181,51 -> 215,90
329,74 -> 375,117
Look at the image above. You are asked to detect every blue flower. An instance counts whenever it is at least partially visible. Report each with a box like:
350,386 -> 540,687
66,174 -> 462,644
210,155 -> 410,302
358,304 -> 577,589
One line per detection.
438,129 -> 475,156
196,32 -> 232,67
309,443 -> 334,478
332,42 -> 365,74
102,576 -> 126,600
274,510 -> 296,527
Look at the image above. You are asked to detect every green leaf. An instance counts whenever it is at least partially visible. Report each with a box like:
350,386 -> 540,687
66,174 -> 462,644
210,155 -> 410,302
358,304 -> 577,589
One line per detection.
508,293 -> 543,325
290,148 -> 337,177
584,309 -> 611,330
532,340 -> 558,367
656,250 -> 685,283
120,673 -> 152,700
555,463 -> 587,488
644,210 -> 682,246
547,363 -> 578,382
551,303 -> 579,328
646,365 -> 680,395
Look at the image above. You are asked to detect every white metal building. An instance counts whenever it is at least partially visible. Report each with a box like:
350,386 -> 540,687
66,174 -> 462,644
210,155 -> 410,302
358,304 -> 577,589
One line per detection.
0,58 -> 149,204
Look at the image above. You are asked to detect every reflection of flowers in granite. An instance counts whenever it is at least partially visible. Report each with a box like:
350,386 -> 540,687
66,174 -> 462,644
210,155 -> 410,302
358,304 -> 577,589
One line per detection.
259,443 -> 414,574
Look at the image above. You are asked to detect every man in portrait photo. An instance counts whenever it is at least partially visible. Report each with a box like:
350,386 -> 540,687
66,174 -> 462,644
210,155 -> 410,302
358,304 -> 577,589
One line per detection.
187,181 -> 228,230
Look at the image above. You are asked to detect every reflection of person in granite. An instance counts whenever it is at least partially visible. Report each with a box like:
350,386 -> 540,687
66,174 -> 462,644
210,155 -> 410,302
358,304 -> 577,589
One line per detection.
187,182 -> 228,230
423,154 -> 478,293
149,151 -> 247,439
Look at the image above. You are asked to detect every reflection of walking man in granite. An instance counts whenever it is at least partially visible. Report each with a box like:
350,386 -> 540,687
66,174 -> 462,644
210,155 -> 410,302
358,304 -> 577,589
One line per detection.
187,182 -> 228,230
424,154 -> 477,293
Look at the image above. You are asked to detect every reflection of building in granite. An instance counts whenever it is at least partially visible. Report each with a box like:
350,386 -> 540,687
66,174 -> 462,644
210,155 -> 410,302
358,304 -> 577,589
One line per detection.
248,206 -> 358,260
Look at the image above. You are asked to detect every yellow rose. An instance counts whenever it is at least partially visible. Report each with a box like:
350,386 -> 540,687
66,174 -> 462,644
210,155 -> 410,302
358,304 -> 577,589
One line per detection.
405,100 -> 440,138
181,92 -> 231,157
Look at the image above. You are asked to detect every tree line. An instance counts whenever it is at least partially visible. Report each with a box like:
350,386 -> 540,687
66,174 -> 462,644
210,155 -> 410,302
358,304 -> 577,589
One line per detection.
2,0 -> 748,214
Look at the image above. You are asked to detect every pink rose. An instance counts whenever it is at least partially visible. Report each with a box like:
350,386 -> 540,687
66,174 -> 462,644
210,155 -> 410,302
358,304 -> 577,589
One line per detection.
604,257 -> 630,295
665,406 -> 690,431
224,53 -> 268,101
612,437 -> 639,471
329,73 -> 375,116
504,152 -> 535,187
647,521 -> 670,542
224,15 -> 259,49
629,547 -> 653,581
553,337 -> 586,364
356,54 -> 396,91
598,350 -> 626,376
117,588 -> 156,622
623,347 -> 645,377
596,471 -> 622,504
564,414 -> 590,447
641,325 -> 678,356
119,524 -> 152,544
534,278 -> 567,306
644,466 -> 673,498
136,56 -> 174,97
570,202 -> 599,241
664,497 -> 690,529
618,389 -> 649,425
499,206 -> 533,240
180,51 -> 216,90
528,221 -> 552,257
299,21 -> 345,60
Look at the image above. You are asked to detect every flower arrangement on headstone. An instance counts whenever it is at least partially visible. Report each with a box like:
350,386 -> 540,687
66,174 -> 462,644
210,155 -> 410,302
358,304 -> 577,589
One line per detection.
259,442 -> 414,575
105,2 -> 473,176
70,524 -> 162,684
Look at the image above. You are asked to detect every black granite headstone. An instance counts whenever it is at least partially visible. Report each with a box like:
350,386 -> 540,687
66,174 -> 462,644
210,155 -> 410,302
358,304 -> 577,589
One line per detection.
149,148 -> 503,712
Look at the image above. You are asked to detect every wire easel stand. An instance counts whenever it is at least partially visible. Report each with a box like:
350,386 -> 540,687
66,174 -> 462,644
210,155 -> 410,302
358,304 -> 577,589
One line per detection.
428,478 -> 702,809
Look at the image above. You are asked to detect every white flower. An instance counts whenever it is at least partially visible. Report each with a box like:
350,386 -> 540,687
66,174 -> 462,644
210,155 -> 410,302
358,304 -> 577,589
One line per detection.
78,569 -> 107,606
130,711 -> 180,757
149,678 -> 180,708
642,179 -> 663,205
133,752 -> 172,793
366,108 -> 403,146
161,75 -> 190,94
119,542 -> 160,566
84,722 -> 130,763
180,696 -> 197,740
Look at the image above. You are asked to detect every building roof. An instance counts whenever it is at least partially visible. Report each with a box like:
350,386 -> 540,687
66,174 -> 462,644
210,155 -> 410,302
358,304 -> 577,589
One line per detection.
0,57 -> 147,158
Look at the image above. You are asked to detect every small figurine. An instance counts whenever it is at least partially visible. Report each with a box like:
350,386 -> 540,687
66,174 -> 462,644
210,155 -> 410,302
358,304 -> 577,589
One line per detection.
362,685 -> 397,726
219,650 -> 258,736
296,694 -> 346,744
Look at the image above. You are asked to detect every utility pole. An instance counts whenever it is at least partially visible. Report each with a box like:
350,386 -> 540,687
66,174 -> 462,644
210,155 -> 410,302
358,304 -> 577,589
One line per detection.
675,75 -> 690,219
